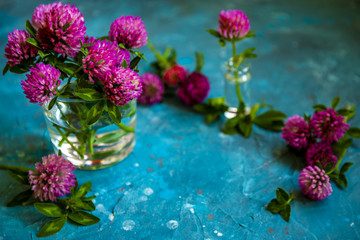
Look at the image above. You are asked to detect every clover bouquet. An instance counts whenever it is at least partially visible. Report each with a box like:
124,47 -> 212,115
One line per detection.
3,2 -> 148,169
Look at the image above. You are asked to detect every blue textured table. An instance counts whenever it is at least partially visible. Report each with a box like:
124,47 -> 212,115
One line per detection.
1,0 -> 360,239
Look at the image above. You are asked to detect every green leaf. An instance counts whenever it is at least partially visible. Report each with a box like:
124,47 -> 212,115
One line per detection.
2,64 -> 10,76
253,110 -> 286,131
37,217 -> 67,238
348,127 -> 360,138
218,39 -> 226,47
208,97 -> 225,106
9,65 -> 29,74
70,180 -> 78,196
193,103 -> 209,114
338,173 -> 348,188
275,188 -> 290,204
205,113 -> 219,124
279,204 -> 291,223
195,51 -> 205,72
337,108 -> 354,117
34,203 -> 65,217
68,211 -> 100,226
107,101 -> 122,125
206,29 -> 221,38
6,188 -> 33,207
250,103 -> 260,120
340,162 -> 355,174
75,182 -> 92,199
117,123 -> 135,132
121,59 -> 128,69
238,118 -> 252,138
87,100 -> 105,126
266,199 -> 286,213
221,126 -> 238,135
26,20 -> 37,38
331,96 -> 341,109
7,169 -> 29,185
0,164 -> 32,174
95,131 -> 127,144
313,104 -> 327,112
83,196 -> 96,202
48,97 -> 57,111
225,116 -> 240,128
56,62 -> 80,76
74,88 -> 104,101
97,36 -> 109,41
244,30 -> 256,38
129,56 -> 141,70
25,38 -> 41,49
92,150 -> 117,159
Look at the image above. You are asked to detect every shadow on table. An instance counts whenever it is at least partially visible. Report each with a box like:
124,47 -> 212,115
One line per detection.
0,133 -> 52,166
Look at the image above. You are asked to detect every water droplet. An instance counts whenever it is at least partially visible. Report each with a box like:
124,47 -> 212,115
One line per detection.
144,188 -> 154,196
139,196 -> 148,201
166,220 -> 179,230
350,222 -> 354,227
126,182 -> 131,186
134,163 -> 139,167
122,220 -> 135,231
217,232 -> 223,237
108,214 -> 114,221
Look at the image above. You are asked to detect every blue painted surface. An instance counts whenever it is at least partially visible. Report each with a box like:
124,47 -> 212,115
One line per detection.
0,0 -> 360,239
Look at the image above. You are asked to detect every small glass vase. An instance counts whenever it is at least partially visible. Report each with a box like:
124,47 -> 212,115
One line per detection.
42,98 -> 136,170
224,58 -> 251,119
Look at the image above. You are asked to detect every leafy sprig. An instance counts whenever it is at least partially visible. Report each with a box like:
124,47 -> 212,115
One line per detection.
35,181 -> 99,238
194,100 -> 287,138
266,188 -> 294,222
0,164 -> 99,238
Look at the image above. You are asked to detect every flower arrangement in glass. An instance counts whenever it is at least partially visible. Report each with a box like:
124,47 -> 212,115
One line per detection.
3,2 -> 147,169
207,9 -> 257,118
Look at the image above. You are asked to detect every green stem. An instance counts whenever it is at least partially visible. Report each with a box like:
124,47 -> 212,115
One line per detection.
0,164 -> 31,172
54,125 -> 84,159
326,147 -> 348,175
87,130 -> 96,155
231,41 -> 244,106
59,132 -> 71,147
66,66 -> 83,85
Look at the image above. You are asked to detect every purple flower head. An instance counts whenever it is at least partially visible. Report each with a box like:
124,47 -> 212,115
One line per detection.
298,165 -> 332,200
218,9 -> 250,40
109,16 -> 148,49
31,2 -> 86,57
4,29 -> 38,67
306,142 -> 337,168
29,154 -> 76,202
104,67 -> 142,106
138,73 -> 164,105
177,71 -> 210,106
281,115 -> 310,149
82,39 -> 130,83
21,63 -> 61,105
84,36 -> 97,47
163,65 -> 188,87
310,108 -> 350,143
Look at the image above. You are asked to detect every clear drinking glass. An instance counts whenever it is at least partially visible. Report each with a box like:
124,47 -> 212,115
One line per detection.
42,98 -> 136,170
224,58 -> 251,119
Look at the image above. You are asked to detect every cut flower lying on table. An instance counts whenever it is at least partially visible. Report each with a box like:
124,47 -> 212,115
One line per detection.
267,97 -> 360,222
0,154 -> 99,238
